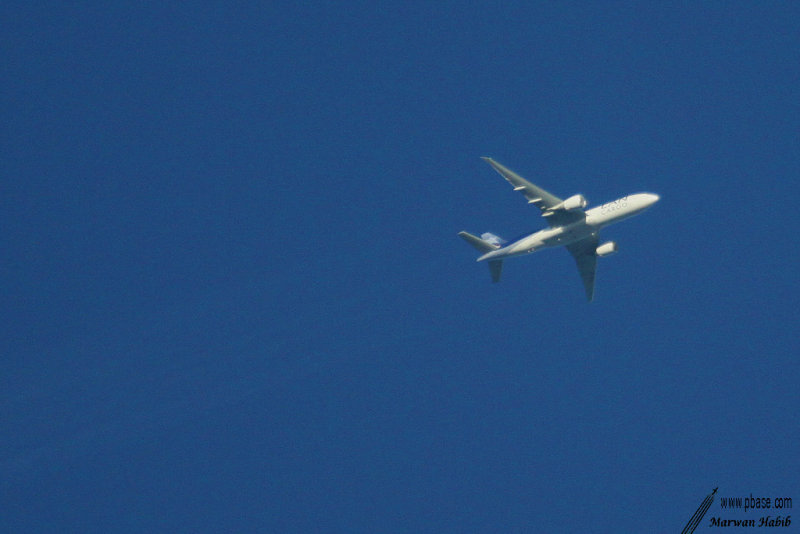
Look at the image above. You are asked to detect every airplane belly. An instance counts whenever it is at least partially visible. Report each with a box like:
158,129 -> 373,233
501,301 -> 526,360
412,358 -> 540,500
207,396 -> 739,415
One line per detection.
541,225 -> 594,248
508,237 -> 544,255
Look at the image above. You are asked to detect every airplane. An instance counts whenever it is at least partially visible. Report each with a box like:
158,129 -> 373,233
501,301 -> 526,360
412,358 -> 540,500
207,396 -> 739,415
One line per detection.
459,157 -> 660,301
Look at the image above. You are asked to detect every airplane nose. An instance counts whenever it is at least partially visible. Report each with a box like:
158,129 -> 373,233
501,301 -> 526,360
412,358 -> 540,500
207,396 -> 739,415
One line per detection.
647,193 -> 660,205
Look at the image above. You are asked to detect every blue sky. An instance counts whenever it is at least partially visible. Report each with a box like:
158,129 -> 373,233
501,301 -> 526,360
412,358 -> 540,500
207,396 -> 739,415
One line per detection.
2,3 -> 798,532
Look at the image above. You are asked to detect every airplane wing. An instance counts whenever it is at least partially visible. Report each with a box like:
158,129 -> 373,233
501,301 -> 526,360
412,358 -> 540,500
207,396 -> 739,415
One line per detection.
566,234 -> 599,301
481,157 -> 584,227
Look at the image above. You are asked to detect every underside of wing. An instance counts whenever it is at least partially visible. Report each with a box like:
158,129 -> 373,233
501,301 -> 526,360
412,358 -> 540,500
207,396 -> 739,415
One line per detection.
481,157 -> 584,227
566,235 -> 599,301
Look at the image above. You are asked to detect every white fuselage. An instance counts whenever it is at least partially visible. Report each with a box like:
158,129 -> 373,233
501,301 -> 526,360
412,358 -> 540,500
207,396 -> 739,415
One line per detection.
479,193 -> 659,261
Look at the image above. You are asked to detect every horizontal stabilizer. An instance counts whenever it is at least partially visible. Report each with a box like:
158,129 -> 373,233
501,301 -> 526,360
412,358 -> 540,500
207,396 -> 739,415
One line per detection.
458,231 -> 499,253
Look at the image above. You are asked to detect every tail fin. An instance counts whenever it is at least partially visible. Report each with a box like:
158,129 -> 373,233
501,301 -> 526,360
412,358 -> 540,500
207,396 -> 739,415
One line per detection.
458,231 -> 504,283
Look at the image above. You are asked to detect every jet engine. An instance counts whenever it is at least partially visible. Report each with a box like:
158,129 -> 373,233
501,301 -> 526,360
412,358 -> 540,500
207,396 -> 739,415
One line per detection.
553,194 -> 588,211
595,241 -> 618,257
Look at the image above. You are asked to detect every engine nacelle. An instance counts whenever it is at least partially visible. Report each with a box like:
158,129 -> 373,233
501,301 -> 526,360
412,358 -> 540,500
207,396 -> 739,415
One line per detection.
595,241 -> 618,257
554,194 -> 588,211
